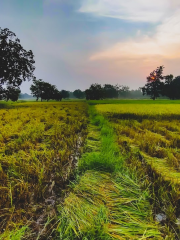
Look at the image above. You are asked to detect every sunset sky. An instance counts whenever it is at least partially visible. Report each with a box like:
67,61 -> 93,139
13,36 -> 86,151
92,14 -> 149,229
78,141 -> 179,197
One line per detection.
1,0 -> 180,93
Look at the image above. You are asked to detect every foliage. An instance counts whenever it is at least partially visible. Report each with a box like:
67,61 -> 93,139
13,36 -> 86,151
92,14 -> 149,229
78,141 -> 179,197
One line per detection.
1,85 -> 21,101
162,75 -> 180,100
103,84 -> 119,98
61,89 -> 69,99
85,84 -> 131,100
142,66 -> 164,100
53,88 -> 63,101
163,74 -> 174,99
30,78 -> 64,101
0,28 -> 35,99
85,83 -> 104,100
41,81 -> 57,101
73,89 -> 85,99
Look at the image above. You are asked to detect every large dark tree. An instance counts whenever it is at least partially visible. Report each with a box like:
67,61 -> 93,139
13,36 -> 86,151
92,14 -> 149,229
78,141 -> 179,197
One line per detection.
0,28 -> 35,97
163,74 -> 174,99
73,89 -> 85,99
2,85 -> 20,101
85,84 -> 104,100
30,78 -> 44,101
103,84 -> 119,98
53,89 -> 62,101
142,66 -> 164,100
41,82 -> 57,101
61,90 -> 69,99
30,79 -> 70,101
172,76 -> 180,99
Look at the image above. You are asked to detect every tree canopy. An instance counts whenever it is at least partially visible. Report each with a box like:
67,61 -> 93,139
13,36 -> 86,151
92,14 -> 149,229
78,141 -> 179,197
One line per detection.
141,66 -> 180,100
85,84 -> 104,100
61,90 -> 69,99
30,78 -> 67,101
85,84 -> 130,100
167,76 -> 180,100
0,28 -> 35,101
73,89 -> 85,99
142,66 -> 164,100
103,84 -> 119,98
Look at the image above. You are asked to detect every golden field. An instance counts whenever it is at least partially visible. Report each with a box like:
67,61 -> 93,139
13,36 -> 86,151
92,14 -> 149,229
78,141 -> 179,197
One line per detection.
0,102 -> 88,235
96,102 -> 180,234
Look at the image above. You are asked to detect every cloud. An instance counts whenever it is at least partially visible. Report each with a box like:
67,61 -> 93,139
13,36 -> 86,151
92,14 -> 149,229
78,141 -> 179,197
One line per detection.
90,10 -> 180,62
86,8 -> 180,88
79,0 -> 174,22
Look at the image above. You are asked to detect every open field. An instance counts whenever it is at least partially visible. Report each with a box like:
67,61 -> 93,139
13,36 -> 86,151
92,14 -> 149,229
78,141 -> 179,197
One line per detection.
96,101 -> 180,236
0,101 -> 88,238
88,99 -> 180,105
1,99 -> 180,239
96,103 -> 180,181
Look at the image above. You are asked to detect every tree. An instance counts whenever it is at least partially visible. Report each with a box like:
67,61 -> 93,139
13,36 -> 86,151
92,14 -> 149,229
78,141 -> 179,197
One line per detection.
73,89 -> 85,99
103,84 -> 119,98
41,82 -> 56,101
163,74 -> 174,99
172,76 -> 180,99
53,89 -> 62,101
85,84 -> 104,100
0,28 -> 35,99
142,66 -> 164,100
119,86 -> 130,98
61,90 -> 69,99
2,85 -> 21,101
30,78 -> 44,101
30,79 -> 70,101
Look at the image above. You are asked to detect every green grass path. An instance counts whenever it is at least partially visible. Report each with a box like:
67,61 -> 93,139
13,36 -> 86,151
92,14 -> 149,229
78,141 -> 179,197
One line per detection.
57,106 -> 162,240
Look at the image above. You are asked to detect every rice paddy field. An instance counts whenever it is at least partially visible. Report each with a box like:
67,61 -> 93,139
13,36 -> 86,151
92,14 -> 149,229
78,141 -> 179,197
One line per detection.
96,101 -> 180,238
0,101 -> 88,239
1,99 -> 180,239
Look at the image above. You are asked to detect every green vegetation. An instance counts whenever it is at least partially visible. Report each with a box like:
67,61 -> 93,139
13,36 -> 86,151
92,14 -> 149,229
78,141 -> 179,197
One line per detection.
57,106 -> 163,239
0,28 -> 35,102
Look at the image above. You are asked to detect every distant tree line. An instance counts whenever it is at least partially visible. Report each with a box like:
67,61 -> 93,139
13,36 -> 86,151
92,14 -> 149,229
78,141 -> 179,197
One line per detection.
30,78 -> 69,101
72,86 -> 147,100
84,84 -> 132,100
142,66 -> 180,100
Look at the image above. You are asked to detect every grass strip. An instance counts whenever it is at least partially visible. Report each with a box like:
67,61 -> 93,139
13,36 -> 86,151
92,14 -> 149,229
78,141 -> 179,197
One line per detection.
57,106 -> 162,239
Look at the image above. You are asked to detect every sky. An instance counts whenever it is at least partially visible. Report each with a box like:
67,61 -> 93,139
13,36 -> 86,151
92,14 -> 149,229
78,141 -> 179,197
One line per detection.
1,0 -> 180,93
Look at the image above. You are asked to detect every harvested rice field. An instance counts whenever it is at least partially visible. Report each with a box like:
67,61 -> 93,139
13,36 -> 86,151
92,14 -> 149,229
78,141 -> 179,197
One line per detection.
1,100 -> 180,239
0,101 -> 88,239
96,101 -> 180,238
